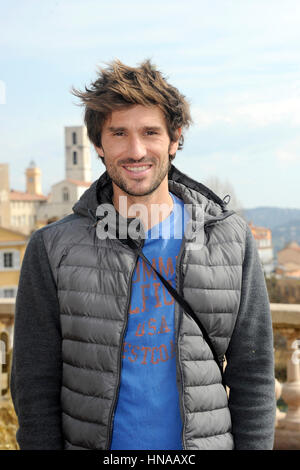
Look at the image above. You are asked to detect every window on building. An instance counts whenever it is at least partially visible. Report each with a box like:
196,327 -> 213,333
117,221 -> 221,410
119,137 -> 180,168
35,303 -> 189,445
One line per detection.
0,250 -> 20,270
4,253 -> 13,268
4,289 -> 15,298
73,151 -> 77,165
62,187 -> 69,202
72,132 -> 77,145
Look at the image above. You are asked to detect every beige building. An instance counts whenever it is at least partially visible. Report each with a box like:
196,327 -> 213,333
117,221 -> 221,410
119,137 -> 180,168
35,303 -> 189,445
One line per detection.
0,226 -> 27,299
37,179 -> 91,222
0,125 -> 92,234
249,221 -> 275,275
10,189 -> 48,236
37,126 -> 92,222
276,241 -> 300,279
0,162 -> 47,235
0,164 -> 10,229
65,126 -> 91,182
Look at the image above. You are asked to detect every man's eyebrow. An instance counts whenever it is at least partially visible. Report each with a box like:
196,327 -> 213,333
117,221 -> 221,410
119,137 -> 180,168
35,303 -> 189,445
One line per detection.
107,125 -> 163,132
143,126 -> 163,131
107,126 -> 126,132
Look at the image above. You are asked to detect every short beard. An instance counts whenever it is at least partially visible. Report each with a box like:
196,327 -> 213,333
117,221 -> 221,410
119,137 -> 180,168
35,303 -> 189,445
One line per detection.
101,149 -> 173,198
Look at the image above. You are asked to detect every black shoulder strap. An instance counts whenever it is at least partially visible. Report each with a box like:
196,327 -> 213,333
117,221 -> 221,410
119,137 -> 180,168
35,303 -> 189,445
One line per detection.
127,238 -> 225,385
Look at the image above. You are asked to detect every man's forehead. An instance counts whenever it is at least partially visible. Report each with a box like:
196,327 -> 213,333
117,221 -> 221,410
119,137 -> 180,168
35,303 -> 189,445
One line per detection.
104,104 -> 166,128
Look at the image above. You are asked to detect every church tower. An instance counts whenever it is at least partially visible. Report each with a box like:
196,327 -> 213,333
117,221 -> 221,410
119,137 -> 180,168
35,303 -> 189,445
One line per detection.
0,163 -> 10,228
65,126 -> 91,182
26,161 -> 42,195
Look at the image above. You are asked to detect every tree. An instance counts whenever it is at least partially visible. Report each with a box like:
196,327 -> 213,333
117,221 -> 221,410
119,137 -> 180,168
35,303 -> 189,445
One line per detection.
203,176 -> 243,215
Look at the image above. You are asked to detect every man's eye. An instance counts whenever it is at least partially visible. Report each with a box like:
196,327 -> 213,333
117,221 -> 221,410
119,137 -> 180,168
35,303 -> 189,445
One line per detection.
113,132 -> 125,136
146,130 -> 157,135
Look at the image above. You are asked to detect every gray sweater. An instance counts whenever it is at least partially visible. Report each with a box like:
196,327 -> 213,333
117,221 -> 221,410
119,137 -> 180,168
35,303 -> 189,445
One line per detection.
10,174 -> 276,450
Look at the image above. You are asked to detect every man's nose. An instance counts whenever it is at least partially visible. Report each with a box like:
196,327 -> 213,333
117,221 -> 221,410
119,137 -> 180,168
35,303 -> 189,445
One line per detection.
127,135 -> 146,159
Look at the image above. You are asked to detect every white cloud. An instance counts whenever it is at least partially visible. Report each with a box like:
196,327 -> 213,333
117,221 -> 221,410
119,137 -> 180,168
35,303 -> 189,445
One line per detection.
193,96 -> 300,128
277,150 -> 299,162
276,138 -> 300,163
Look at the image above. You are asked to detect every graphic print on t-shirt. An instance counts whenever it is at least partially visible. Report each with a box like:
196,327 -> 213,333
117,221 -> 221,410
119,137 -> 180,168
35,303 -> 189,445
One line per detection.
123,255 -> 176,368
111,193 -> 189,451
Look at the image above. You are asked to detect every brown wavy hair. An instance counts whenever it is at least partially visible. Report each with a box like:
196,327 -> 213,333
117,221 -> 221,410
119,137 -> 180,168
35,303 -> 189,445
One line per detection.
71,59 -> 192,162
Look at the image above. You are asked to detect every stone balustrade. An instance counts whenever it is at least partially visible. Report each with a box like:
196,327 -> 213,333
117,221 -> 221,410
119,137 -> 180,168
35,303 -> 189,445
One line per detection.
0,299 -> 15,399
271,303 -> 300,450
0,299 -> 300,449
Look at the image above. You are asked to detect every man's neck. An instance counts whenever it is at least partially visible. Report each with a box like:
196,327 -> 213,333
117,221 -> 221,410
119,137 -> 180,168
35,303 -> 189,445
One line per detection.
112,184 -> 174,231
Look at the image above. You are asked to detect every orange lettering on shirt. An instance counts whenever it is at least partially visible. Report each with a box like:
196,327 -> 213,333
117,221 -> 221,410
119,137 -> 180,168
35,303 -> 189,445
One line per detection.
162,284 -> 174,306
151,347 -> 159,365
135,322 -> 145,337
158,257 -> 174,278
129,304 -> 140,314
159,344 -> 169,362
122,342 -> 128,359
128,346 -> 139,363
148,318 -> 156,335
158,315 -> 171,334
141,346 -> 151,364
153,282 -> 162,308
141,284 -> 150,312
142,259 -> 157,281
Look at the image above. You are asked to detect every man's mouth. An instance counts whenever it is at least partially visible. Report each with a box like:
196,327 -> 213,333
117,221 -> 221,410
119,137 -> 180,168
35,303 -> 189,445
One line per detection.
122,164 -> 152,174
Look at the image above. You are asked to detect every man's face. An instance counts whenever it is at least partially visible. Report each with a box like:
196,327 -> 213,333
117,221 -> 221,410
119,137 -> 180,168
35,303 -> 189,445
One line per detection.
95,105 -> 180,197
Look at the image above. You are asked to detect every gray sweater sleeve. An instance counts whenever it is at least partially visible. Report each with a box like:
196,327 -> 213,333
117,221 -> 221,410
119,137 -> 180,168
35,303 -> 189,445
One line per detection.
223,224 -> 276,450
10,229 -> 64,450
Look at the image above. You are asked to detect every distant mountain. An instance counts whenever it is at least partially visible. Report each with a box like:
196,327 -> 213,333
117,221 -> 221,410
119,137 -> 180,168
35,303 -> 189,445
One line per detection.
241,207 -> 300,230
271,219 -> 300,255
241,207 -> 300,257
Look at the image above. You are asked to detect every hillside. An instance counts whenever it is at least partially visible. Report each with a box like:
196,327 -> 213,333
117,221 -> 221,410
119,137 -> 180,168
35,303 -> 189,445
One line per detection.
241,207 -> 300,256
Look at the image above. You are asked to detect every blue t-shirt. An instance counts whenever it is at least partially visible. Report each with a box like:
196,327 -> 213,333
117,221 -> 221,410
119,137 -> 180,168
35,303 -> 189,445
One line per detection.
111,193 -> 189,450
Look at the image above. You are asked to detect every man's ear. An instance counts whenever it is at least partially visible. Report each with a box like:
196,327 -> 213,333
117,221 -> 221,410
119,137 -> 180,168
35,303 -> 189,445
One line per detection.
94,144 -> 104,158
176,128 -> 182,141
169,128 -> 182,155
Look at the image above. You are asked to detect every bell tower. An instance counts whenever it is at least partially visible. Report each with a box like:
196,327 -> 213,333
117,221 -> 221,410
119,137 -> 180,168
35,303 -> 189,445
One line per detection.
65,126 -> 91,182
26,161 -> 42,195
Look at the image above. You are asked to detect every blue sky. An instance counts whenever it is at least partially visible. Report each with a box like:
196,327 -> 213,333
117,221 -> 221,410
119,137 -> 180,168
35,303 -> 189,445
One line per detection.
1,0 -> 300,209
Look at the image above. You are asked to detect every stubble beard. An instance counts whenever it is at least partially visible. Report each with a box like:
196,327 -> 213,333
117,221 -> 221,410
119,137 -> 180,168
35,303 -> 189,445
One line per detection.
102,153 -> 172,198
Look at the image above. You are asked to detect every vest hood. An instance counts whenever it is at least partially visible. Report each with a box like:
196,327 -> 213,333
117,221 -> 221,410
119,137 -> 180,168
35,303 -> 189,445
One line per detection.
72,164 -> 235,241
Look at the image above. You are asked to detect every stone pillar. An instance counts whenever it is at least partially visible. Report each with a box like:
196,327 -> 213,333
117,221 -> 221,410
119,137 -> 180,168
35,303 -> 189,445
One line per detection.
274,330 -> 300,449
280,333 -> 300,430
275,378 -> 286,426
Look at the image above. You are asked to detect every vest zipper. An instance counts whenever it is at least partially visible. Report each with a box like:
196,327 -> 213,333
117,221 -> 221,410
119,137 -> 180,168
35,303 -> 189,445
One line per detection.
105,250 -> 139,450
175,238 -> 187,451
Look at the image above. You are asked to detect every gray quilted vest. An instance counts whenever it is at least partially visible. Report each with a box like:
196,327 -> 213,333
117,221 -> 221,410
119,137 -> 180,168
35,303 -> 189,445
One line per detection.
42,165 -> 247,450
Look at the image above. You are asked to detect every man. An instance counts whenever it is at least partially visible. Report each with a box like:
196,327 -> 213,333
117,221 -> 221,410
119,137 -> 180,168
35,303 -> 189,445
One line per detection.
11,59 -> 276,450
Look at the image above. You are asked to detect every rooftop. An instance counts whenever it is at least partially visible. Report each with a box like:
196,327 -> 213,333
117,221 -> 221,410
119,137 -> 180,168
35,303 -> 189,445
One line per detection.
10,190 -> 48,201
